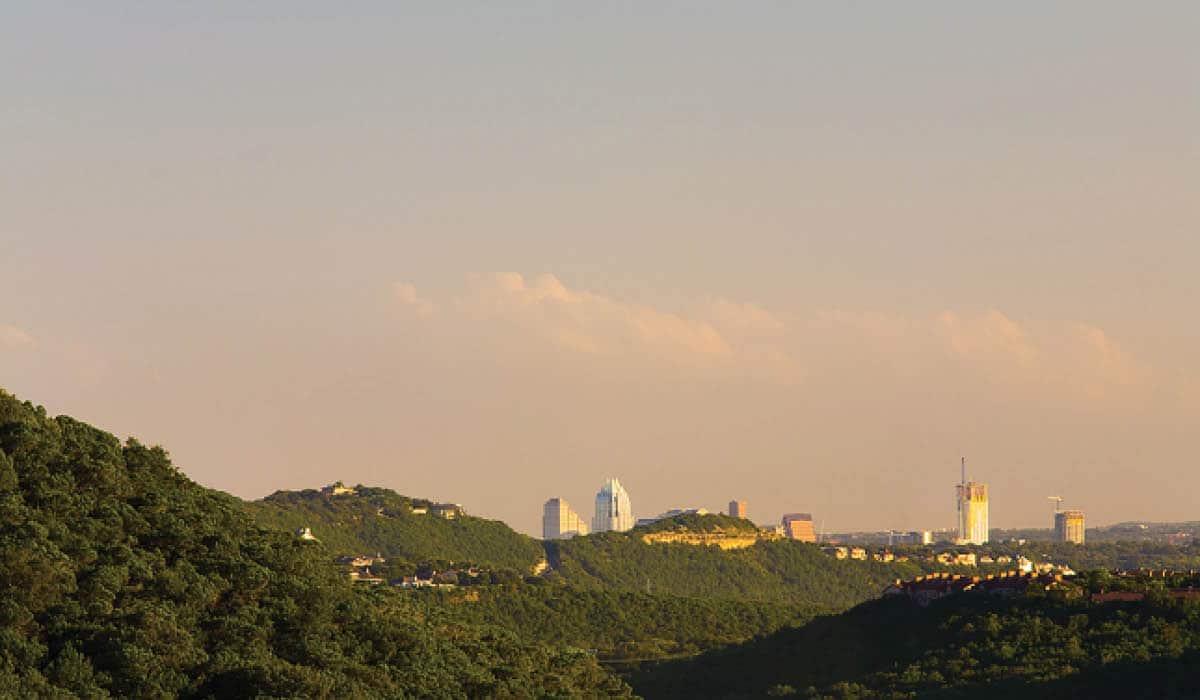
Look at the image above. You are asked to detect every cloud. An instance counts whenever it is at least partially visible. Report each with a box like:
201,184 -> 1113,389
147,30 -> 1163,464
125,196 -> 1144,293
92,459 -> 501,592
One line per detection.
938,310 -> 1036,367
1057,323 -> 1149,400
466,273 -> 733,365
811,308 -> 1148,402
390,272 -> 1154,401
0,325 -> 35,350
393,282 -> 436,317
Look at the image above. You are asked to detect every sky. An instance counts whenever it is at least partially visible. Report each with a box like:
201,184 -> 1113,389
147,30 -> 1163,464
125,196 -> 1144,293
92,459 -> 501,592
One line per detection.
2,2 -> 1197,536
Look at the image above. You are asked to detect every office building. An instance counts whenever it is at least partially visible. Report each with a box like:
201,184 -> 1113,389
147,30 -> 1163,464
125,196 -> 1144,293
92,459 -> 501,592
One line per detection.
1055,509 -> 1085,544
542,498 -> 589,540
782,513 -> 817,542
592,477 -> 634,533
955,459 -> 989,545
889,530 -> 934,546
728,500 -> 748,519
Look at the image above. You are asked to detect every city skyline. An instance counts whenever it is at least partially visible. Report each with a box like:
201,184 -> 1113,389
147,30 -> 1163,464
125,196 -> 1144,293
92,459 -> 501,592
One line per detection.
3,4 -> 1196,537
534,458 -> 1098,542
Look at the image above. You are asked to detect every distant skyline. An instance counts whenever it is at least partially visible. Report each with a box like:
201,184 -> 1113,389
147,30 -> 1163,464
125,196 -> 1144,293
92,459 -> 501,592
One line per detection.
2,4 -> 1197,536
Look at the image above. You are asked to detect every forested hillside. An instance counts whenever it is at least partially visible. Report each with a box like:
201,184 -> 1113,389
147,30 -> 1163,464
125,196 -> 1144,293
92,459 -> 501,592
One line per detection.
548,529 -> 923,608
416,580 -> 819,662
633,578 -> 1200,699
0,390 -> 631,697
247,486 -> 546,572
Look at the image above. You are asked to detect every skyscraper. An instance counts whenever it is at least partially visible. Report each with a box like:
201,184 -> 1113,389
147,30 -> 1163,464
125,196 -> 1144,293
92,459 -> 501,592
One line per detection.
542,498 -> 589,540
592,477 -> 634,533
728,500 -> 748,519
782,513 -> 817,542
955,458 -> 989,545
1055,509 -> 1085,544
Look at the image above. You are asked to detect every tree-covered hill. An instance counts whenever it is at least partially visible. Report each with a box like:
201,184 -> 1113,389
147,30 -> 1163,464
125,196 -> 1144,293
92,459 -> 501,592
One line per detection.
633,512 -> 762,536
247,485 -> 547,573
632,577 -> 1200,699
548,530 -> 924,608
416,579 -> 820,663
0,389 -> 631,697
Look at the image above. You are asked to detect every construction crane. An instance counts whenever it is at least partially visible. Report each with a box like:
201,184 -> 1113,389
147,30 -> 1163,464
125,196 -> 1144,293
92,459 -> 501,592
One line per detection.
1048,496 -> 1063,515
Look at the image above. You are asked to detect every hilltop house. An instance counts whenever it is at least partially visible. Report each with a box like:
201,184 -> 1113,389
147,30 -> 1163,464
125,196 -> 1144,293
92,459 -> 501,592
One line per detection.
321,482 -> 357,497
431,503 -> 464,520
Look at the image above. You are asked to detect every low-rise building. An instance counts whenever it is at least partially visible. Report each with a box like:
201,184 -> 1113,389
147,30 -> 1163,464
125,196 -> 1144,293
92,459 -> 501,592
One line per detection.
885,571 -> 1070,607
321,482 -> 357,497
348,569 -> 384,585
823,546 -> 848,560
431,503 -> 464,520
889,531 -> 934,546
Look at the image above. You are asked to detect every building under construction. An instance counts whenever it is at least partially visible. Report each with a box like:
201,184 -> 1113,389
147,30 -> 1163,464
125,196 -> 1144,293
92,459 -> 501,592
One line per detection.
1055,509 -> 1085,544
955,458 -> 989,545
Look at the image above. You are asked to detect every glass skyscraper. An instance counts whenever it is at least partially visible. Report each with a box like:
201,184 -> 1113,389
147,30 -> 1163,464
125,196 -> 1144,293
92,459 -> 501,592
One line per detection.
592,477 -> 633,532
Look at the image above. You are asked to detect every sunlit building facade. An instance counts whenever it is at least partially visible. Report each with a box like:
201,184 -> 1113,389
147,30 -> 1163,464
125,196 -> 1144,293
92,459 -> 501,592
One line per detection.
728,500 -> 748,519
592,477 -> 634,532
1055,509 -> 1085,544
542,498 -> 589,540
782,513 -> 817,542
956,481 -> 989,545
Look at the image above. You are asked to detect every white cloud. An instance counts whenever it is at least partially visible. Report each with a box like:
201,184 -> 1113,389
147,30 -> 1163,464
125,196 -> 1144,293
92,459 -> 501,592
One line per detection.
937,309 -> 1036,367
392,272 -> 1155,401
465,272 -> 733,364
811,308 -> 1148,402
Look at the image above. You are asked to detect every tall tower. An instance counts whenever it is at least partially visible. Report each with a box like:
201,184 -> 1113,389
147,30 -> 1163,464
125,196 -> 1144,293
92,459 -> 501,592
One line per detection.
592,477 -> 634,532
955,458 -> 989,545
542,498 -> 589,540
728,500 -> 748,519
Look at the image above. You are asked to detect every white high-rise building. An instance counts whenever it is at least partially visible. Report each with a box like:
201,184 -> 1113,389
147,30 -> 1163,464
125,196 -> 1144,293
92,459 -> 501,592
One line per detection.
542,498 -> 589,540
592,477 -> 634,532
955,458 -> 989,545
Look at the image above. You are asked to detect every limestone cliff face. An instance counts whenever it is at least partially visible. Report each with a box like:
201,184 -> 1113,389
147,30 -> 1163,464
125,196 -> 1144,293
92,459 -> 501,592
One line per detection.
639,531 -> 775,550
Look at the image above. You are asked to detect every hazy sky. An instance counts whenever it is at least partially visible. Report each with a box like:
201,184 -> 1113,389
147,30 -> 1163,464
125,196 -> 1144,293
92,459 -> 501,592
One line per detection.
3,3 -> 1197,535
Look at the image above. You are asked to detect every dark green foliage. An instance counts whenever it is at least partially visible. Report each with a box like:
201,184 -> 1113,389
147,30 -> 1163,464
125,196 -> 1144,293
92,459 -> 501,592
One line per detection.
632,583 -> 1200,699
248,487 -> 547,572
416,580 -> 819,662
549,531 -> 924,608
0,389 -> 632,698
